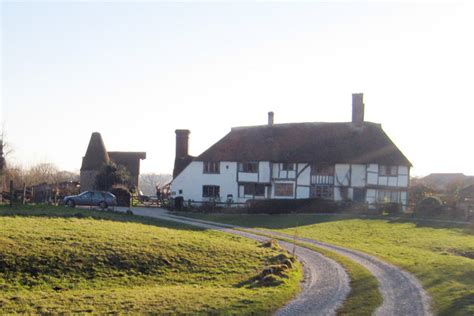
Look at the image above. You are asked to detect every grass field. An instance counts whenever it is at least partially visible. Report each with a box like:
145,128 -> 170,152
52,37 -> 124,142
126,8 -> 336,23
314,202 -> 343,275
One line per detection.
183,213 -> 474,315
0,206 -> 301,314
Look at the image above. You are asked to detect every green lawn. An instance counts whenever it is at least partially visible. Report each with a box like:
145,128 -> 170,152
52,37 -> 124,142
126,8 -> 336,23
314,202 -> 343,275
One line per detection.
0,206 -> 301,314
182,213 -> 474,315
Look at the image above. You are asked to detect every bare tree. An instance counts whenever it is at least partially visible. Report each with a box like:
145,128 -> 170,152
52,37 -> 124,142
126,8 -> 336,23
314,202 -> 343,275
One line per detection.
3,162 -> 79,188
139,173 -> 172,196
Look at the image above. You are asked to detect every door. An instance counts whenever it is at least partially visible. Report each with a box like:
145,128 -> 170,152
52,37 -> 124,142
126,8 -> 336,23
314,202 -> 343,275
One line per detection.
353,188 -> 366,203
92,191 -> 105,206
77,191 -> 93,205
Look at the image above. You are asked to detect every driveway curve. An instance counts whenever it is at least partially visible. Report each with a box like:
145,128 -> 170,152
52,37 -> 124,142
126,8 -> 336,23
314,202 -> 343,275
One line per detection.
120,207 -> 350,316
152,210 -> 432,316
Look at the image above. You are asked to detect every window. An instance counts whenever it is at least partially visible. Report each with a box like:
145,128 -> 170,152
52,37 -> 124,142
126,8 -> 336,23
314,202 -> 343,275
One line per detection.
94,192 -> 104,199
274,183 -> 293,197
79,191 -> 93,199
239,161 -> 258,173
281,163 -> 294,171
243,183 -> 266,196
203,161 -> 220,174
312,164 -> 334,175
378,190 -> 399,203
311,185 -> 333,199
311,164 -> 335,185
202,185 -> 220,198
379,165 -> 398,176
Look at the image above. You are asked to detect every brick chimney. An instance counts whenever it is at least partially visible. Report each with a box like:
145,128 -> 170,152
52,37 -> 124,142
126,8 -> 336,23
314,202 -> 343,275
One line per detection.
173,129 -> 191,178
175,129 -> 190,159
352,93 -> 365,126
268,111 -> 274,126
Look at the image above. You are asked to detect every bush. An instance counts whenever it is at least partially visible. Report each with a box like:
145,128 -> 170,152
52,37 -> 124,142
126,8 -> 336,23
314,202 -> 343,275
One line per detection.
246,198 -> 337,214
415,197 -> 443,217
110,187 -> 131,207
379,202 -> 402,215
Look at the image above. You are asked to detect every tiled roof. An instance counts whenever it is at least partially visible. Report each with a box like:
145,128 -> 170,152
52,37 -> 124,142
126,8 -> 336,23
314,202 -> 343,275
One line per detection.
197,122 -> 412,166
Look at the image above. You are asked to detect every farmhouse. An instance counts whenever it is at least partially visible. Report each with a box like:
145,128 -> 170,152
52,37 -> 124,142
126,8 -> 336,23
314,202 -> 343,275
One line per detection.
80,132 -> 146,192
171,94 -> 412,210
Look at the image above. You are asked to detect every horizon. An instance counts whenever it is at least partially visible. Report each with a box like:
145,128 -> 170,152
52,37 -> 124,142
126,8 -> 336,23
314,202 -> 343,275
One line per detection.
2,2 -> 474,177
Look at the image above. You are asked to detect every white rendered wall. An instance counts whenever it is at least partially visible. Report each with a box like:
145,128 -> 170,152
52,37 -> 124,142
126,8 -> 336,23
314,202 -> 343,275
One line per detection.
296,163 -> 311,185
335,164 -> 350,186
259,161 -> 271,183
367,164 -> 378,185
351,164 -> 366,187
272,163 -> 297,179
171,161 -> 238,202
296,186 -> 310,198
238,172 -> 258,182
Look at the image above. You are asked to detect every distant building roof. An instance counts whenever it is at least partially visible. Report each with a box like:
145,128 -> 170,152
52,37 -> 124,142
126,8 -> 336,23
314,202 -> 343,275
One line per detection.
108,151 -> 146,176
421,173 -> 474,191
80,132 -> 110,171
197,122 -> 412,166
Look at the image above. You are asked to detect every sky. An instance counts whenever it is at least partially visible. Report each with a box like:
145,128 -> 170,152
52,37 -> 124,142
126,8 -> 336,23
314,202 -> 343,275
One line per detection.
1,1 -> 473,177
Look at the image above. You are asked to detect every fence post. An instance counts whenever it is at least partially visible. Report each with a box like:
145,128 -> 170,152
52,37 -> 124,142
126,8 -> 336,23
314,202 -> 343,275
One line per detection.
22,183 -> 26,205
9,180 -> 13,207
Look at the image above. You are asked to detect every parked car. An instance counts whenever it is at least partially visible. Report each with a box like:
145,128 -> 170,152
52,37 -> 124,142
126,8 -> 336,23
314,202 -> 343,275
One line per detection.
63,191 -> 117,209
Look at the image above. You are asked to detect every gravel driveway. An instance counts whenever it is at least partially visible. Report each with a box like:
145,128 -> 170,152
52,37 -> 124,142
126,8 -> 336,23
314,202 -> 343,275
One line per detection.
118,207 -> 432,315
119,207 -> 350,316
265,231 -> 432,316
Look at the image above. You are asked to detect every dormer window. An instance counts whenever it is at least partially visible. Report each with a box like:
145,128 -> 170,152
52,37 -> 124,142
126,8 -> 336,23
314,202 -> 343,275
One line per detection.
203,161 -> 220,174
239,161 -> 258,173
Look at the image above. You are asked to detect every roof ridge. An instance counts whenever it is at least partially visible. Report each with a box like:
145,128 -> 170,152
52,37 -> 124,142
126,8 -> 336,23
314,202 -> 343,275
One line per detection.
230,121 -> 380,131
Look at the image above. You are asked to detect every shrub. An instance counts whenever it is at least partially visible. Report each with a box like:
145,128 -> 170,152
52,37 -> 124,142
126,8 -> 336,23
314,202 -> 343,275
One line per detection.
415,197 -> 443,217
110,187 -> 131,207
379,202 -> 402,215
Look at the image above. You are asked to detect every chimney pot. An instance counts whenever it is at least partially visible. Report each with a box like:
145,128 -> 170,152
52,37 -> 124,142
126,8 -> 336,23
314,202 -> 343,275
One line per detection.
352,93 -> 365,126
268,111 -> 274,126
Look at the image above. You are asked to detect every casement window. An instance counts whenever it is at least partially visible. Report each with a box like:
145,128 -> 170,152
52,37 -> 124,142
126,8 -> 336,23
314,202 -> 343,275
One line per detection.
281,163 -> 295,171
311,185 -> 333,199
311,165 -> 335,185
274,183 -> 293,197
379,165 -> 398,176
202,185 -> 220,198
203,161 -> 220,174
377,190 -> 399,203
239,161 -> 258,173
243,183 -> 266,196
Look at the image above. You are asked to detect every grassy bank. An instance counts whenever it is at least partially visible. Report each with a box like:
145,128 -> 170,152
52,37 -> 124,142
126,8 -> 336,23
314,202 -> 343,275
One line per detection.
0,207 -> 301,314
182,213 -> 474,315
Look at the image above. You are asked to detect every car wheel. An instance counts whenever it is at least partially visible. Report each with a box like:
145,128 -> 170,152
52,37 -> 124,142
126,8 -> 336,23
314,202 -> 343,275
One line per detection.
99,201 -> 108,210
66,199 -> 75,208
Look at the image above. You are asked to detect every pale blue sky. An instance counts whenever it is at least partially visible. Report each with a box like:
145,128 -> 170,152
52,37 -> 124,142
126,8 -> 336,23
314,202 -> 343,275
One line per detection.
1,1 -> 473,176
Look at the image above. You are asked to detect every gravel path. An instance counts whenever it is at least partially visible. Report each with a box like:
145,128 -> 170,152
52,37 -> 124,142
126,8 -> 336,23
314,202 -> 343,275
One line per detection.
259,231 -> 432,316
120,207 -> 350,316
150,210 -> 432,316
